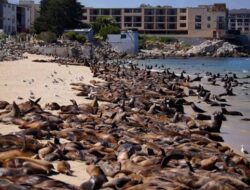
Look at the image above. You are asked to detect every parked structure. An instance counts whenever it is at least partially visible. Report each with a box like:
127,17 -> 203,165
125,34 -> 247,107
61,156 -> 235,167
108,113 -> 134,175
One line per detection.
107,30 -> 139,54
82,4 -> 228,38
0,2 -> 17,35
229,9 -> 250,34
64,28 -> 94,41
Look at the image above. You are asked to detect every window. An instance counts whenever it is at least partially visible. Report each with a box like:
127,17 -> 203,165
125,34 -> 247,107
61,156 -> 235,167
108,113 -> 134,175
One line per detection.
237,19 -> 243,22
218,16 -> 224,22
124,23 -> 132,27
195,15 -> 202,22
124,9 -> 132,13
133,16 -> 142,23
180,9 -> 187,13
90,9 -> 99,15
167,16 -> 177,22
180,16 -> 186,20
145,23 -> 154,29
245,27 -> 249,31
230,19 -> 235,22
218,23 -> 225,29
101,9 -> 110,15
208,16 -> 211,21
207,24 -> 211,28
168,9 -> 177,15
124,16 -> 132,22
121,34 -> 126,39
145,9 -> 154,15
133,23 -> 142,27
168,23 -> 177,29
156,16 -> 165,22
156,9 -> 165,15
112,9 -> 121,15
195,23 -> 201,29
133,9 -> 141,13
180,23 -> 186,27
156,23 -> 165,29
145,16 -> 154,22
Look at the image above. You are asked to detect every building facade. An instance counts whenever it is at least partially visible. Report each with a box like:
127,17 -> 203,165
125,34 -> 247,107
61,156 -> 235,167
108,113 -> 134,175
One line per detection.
82,4 -> 228,38
19,0 -> 40,28
17,5 -> 31,32
0,2 -> 17,35
229,9 -> 250,34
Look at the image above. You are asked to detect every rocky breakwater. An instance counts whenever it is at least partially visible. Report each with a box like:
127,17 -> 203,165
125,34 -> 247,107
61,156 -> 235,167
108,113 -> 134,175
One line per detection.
140,40 -> 249,58
184,40 -> 243,57
0,60 -> 250,189
0,41 -> 27,62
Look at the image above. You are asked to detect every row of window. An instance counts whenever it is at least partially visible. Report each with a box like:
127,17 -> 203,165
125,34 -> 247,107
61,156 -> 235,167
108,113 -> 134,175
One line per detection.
230,27 -> 249,31
229,14 -> 250,18
87,8 -> 187,16
230,22 -> 249,26
88,15 -> 187,23
123,23 -> 187,29
230,19 -> 250,22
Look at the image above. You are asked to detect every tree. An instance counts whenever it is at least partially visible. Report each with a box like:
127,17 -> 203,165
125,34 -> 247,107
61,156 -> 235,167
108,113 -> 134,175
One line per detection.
34,0 -> 84,35
91,16 -> 120,40
98,25 -> 120,40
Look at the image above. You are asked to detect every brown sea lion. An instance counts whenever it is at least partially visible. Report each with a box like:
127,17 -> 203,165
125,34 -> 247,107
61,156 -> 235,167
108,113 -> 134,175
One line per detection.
57,161 -> 72,175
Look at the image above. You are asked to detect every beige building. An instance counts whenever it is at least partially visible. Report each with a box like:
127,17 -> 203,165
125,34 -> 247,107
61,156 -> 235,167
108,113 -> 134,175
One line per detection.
82,4 -> 228,38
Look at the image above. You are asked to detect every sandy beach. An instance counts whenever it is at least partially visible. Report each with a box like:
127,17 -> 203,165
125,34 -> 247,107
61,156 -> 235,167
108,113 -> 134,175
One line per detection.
0,53 -> 99,186
0,53 -> 99,106
0,54 -> 248,190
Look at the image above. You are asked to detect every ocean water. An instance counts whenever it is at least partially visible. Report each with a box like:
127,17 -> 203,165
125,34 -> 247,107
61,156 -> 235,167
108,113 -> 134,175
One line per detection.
138,57 -> 250,154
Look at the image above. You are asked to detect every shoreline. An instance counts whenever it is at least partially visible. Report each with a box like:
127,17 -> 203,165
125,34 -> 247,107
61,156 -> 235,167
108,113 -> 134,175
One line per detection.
0,54 -> 250,188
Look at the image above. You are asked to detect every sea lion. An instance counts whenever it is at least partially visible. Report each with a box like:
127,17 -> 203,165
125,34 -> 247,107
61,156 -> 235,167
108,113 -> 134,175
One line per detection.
80,165 -> 108,190
191,102 -> 206,113
0,101 -> 9,110
0,102 -> 21,123
222,108 -> 243,116
195,113 -> 211,121
57,161 -> 72,175
199,112 -> 224,132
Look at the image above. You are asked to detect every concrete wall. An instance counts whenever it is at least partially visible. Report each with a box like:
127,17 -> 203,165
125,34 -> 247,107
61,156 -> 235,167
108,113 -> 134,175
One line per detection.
35,46 -> 92,59
107,31 -> 139,54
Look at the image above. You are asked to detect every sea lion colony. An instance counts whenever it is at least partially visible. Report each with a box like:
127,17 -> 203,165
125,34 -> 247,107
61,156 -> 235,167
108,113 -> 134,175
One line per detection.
0,61 -> 249,190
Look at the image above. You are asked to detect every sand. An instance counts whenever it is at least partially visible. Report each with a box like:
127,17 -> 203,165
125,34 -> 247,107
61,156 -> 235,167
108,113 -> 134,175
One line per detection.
0,53 -> 99,106
0,53 -> 101,186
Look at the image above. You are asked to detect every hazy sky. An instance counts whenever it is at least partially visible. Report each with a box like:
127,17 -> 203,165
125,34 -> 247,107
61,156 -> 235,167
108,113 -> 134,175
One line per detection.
9,0 -> 250,9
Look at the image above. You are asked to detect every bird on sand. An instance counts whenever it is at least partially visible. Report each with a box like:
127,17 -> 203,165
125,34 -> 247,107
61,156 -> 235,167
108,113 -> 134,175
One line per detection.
241,145 -> 249,154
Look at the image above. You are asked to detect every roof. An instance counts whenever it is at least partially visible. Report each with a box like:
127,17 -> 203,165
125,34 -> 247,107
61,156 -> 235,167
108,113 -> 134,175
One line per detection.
65,29 -> 93,32
230,9 -> 250,14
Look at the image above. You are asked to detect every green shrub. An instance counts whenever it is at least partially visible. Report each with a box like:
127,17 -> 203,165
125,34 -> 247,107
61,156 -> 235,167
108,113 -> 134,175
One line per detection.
98,25 -> 120,40
159,36 -> 178,43
63,31 -> 77,40
37,31 -> 57,43
63,31 -> 86,43
75,34 -> 86,43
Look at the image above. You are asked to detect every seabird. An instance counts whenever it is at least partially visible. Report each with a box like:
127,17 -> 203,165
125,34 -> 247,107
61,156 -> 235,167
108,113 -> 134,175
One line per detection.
241,145 -> 249,154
